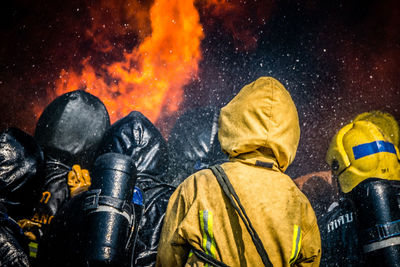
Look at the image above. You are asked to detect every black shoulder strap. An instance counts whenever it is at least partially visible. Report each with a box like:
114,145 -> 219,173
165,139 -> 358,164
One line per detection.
210,165 -> 273,267
191,247 -> 230,267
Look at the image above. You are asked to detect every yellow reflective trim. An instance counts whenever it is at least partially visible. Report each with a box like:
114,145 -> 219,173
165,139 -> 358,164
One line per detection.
199,210 -> 208,252
29,242 -> 38,258
199,209 -> 217,266
29,241 -> 38,249
207,211 -> 217,258
289,225 -> 302,265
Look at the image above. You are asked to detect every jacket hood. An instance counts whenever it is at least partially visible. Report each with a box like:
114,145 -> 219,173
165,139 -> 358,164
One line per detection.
167,106 -> 228,186
218,77 -> 300,172
34,90 -> 110,168
96,111 -> 169,183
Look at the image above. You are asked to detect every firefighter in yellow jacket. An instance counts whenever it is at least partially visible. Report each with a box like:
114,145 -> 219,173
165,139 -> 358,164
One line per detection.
156,77 -> 321,266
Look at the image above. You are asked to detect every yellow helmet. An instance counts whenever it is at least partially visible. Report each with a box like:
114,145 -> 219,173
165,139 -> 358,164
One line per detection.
353,110 -> 400,147
326,120 -> 400,193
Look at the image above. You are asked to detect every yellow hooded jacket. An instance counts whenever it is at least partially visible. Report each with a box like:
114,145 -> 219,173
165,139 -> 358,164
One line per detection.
156,77 -> 321,266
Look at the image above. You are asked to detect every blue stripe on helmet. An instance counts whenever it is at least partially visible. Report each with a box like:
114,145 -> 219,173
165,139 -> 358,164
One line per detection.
352,141 -> 396,160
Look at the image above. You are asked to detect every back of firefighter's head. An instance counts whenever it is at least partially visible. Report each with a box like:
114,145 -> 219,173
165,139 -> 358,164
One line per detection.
326,120 -> 400,193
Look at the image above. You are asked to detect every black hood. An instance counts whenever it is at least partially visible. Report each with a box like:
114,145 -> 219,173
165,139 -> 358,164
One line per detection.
167,106 -> 228,186
0,127 -> 44,218
95,112 -> 175,267
96,111 -> 169,186
34,90 -> 110,168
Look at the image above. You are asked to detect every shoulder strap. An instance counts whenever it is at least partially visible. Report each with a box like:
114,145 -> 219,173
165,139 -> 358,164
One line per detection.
210,165 -> 273,267
191,247 -> 230,267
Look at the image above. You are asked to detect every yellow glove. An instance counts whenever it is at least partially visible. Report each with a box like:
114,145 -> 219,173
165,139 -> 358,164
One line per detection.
67,165 -> 91,198
17,219 -> 42,241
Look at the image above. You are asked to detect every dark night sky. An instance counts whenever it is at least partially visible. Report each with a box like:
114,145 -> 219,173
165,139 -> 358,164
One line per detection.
1,0 -> 399,178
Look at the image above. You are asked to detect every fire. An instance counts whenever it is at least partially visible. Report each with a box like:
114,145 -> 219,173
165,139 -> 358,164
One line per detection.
37,0 -> 269,126
50,0 -> 203,123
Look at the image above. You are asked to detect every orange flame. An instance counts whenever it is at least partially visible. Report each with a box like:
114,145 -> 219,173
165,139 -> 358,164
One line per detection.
37,0 -> 268,127
48,0 -> 204,123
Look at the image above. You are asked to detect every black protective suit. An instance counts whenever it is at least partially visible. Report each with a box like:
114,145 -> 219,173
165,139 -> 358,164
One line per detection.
0,128 -> 44,266
37,111 -> 172,266
32,90 -> 110,233
37,153 -> 138,266
166,106 -> 227,186
0,204 -> 30,266
296,173 -> 363,266
96,111 -> 175,267
318,197 -> 362,266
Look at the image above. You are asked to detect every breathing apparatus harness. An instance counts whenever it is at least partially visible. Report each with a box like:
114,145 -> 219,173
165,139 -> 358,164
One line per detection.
190,165 -> 273,267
